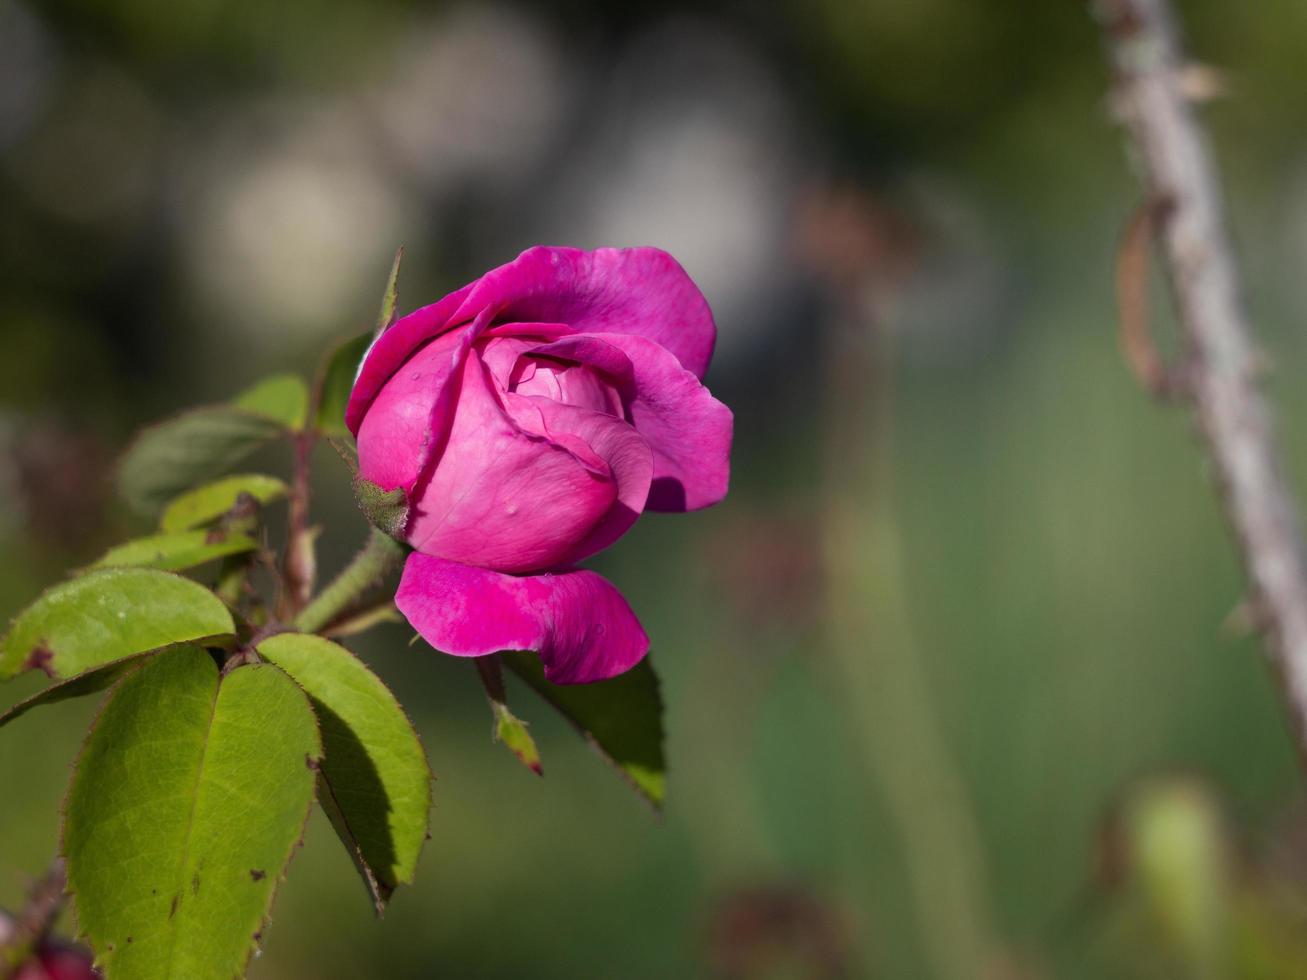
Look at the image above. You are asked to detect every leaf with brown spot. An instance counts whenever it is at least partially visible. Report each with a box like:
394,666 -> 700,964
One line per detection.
63,648 -> 320,978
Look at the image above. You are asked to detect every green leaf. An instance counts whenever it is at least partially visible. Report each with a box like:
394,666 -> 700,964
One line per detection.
90,530 -> 259,573
118,407 -> 285,515
63,647 -> 321,980
257,633 -> 431,913
504,653 -> 666,808
160,474 -> 289,532
233,374 -> 309,430
0,568 -> 236,681
314,333 -> 372,438
0,655 -> 144,729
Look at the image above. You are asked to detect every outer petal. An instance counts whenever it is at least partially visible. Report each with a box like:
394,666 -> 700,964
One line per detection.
348,245 -> 717,433
539,332 -> 732,512
356,311 -> 487,494
405,355 -> 617,572
346,281 -> 475,434
396,553 -> 650,684
460,246 -> 717,379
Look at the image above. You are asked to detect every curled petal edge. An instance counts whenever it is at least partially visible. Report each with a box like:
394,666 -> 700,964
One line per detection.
395,553 -> 650,685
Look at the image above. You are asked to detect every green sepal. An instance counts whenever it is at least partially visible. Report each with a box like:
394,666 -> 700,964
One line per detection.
62,648 -> 321,979
504,653 -> 666,809
491,700 -> 543,776
476,656 -> 543,776
0,568 -> 236,680
376,247 -> 403,332
353,477 -> 409,540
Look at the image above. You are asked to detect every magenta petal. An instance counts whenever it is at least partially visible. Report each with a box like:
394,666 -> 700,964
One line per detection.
459,246 -> 717,379
349,246 -> 718,433
356,311 -> 488,494
524,335 -> 636,389
505,392 -> 654,561
346,281 -> 475,434
405,355 -> 618,572
396,553 -> 650,684
555,332 -> 732,512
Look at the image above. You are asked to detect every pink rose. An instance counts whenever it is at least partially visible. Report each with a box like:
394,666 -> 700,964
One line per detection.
348,246 -> 732,683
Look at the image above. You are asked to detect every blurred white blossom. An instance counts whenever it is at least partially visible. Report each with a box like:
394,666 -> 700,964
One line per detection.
179,103 -> 410,346
371,5 -> 567,193
0,0 -> 55,151
536,18 -> 810,365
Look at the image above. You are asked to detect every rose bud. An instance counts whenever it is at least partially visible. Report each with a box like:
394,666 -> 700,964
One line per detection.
349,247 -> 732,683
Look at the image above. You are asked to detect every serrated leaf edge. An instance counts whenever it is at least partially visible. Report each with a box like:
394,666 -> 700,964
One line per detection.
507,654 -> 667,813
1,567 -> 238,681
58,657 -> 324,978
257,635 -> 434,916
0,645 -> 182,728
227,664 -> 324,980
58,654 -> 157,970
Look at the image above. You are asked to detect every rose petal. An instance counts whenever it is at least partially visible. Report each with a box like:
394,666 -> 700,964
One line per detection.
348,245 -> 718,432
477,336 -> 536,390
460,246 -> 717,379
504,392 -> 653,561
535,332 -> 732,512
356,311 -> 488,494
346,281 -> 475,434
521,335 -> 635,391
404,354 -> 618,572
397,553 -> 650,684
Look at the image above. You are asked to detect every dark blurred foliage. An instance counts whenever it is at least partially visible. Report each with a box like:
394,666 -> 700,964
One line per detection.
6,0 -> 1307,977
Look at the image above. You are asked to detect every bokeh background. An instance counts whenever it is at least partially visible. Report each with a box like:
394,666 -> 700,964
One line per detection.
6,0 -> 1307,976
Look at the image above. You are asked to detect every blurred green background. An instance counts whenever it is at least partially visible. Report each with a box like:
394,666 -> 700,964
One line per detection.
6,0 -> 1307,976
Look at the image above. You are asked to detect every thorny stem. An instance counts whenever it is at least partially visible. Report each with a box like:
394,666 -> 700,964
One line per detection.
1093,0 -> 1307,762
294,528 -> 406,635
